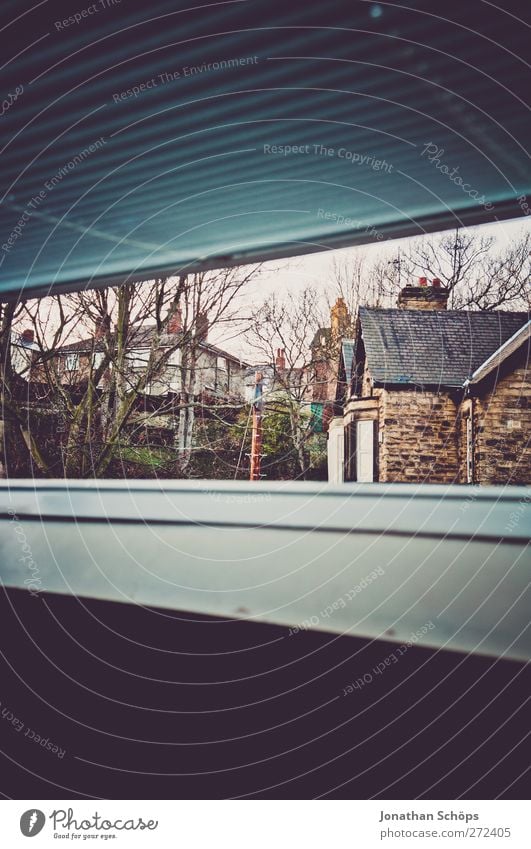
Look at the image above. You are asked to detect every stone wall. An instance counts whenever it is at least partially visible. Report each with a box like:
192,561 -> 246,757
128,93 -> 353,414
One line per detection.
397,285 -> 449,311
335,346 -> 530,486
379,387 -> 460,483
472,365 -> 530,486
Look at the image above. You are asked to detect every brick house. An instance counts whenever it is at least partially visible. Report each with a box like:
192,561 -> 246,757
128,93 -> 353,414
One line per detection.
308,297 -> 354,434
310,297 -> 353,403
328,282 -> 530,485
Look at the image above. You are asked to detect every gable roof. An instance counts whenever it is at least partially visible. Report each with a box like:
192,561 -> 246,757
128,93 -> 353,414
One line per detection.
57,325 -> 249,367
359,308 -> 529,388
466,320 -> 531,386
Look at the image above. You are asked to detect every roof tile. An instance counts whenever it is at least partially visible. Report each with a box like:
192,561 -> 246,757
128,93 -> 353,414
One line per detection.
359,308 -> 529,387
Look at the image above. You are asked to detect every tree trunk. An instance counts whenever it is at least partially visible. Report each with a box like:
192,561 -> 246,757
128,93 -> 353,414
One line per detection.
177,384 -> 197,475
0,302 -> 36,476
175,352 -> 197,476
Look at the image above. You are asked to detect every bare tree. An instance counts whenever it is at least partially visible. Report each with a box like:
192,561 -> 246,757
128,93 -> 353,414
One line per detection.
0,299 -> 35,476
20,279 -> 186,476
9,265 -> 261,479
401,228 -> 530,310
1,293 -> 90,476
327,254 -> 392,318
173,265 -> 260,474
247,287 -> 325,479
466,233 -> 531,310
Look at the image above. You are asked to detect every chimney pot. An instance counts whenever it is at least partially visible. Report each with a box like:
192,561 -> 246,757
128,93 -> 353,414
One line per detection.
419,276 -> 428,287
432,278 -> 441,288
21,328 -> 34,343
275,348 -> 286,370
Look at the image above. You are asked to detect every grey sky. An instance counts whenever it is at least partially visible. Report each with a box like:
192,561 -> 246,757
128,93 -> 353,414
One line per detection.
218,216 -> 530,360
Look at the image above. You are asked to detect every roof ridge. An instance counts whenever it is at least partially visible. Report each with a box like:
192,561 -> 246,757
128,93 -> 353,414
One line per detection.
360,305 -> 529,316
56,327 -> 247,363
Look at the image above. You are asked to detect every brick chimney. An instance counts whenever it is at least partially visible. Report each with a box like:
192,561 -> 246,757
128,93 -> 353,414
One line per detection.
275,348 -> 286,370
21,328 -> 34,344
397,278 -> 449,311
330,297 -> 350,337
168,307 -> 182,334
95,315 -> 111,339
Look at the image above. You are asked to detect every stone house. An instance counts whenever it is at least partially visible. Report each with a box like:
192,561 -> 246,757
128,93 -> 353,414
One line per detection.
328,282 -> 530,485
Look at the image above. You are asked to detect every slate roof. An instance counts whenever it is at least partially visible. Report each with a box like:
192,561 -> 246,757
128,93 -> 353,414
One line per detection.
467,320 -> 531,385
359,308 -> 529,388
58,325 -> 248,366
341,340 -> 356,382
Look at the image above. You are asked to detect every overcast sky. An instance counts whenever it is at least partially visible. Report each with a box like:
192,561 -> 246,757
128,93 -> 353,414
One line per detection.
20,216 -> 529,360
216,216 -> 530,360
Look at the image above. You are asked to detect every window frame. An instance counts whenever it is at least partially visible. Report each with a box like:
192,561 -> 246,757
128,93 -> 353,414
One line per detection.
345,416 -> 379,482
127,348 -> 151,371
356,419 -> 375,483
64,353 -> 79,372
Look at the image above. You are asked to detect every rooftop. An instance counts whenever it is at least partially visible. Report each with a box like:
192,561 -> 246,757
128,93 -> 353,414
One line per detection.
58,325 -> 249,367
358,308 -> 529,387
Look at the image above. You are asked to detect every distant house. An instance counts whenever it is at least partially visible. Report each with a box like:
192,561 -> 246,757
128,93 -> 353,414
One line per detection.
308,297 -> 353,433
271,347 -> 312,398
310,296 -> 352,403
10,328 -> 39,377
56,313 -> 249,400
329,282 -> 530,485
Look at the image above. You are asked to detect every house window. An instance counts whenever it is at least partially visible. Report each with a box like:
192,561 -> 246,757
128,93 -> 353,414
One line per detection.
216,356 -> 228,392
356,420 -> 374,482
344,418 -> 378,482
65,353 -> 79,371
165,348 -> 181,391
92,351 -> 104,369
128,349 -> 150,370
327,421 -> 344,484
167,349 -> 181,367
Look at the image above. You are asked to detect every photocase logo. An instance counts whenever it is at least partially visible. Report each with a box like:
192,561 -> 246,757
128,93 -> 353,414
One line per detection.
20,809 -> 45,837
